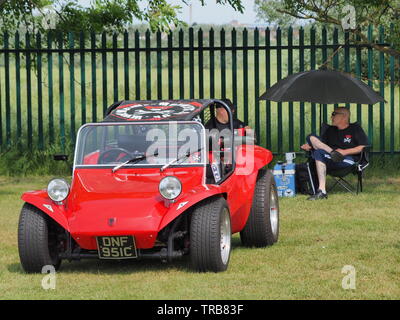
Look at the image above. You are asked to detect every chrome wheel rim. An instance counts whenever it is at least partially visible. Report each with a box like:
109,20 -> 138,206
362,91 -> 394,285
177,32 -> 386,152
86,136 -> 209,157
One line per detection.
269,189 -> 279,237
220,208 -> 231,265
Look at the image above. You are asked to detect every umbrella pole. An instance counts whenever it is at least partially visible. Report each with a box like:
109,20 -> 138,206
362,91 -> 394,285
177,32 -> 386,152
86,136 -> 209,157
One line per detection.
319,103 -> 322,132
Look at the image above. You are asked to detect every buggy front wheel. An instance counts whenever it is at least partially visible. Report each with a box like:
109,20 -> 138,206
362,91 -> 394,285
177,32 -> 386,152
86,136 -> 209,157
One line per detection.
18,203 -> 62,273
190,197 -> 231,272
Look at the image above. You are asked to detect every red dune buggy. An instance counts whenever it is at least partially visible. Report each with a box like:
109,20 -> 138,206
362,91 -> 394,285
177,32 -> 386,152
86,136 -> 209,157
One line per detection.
18,99 -> 279,273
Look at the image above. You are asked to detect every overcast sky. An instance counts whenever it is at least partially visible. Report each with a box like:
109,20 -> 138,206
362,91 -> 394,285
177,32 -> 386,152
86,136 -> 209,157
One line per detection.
171,0 -> 259,25
78,0 -> 260,25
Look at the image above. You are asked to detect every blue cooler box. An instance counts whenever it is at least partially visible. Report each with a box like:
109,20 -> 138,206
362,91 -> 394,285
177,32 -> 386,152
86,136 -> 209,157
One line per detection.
273,163 -> 296,197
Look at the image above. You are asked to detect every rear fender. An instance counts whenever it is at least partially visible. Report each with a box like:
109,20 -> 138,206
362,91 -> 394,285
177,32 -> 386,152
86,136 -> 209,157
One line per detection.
235,145 -> 273,176
158,184 -> 225,230
254,147 -> 273,170
21,190 -> 70,232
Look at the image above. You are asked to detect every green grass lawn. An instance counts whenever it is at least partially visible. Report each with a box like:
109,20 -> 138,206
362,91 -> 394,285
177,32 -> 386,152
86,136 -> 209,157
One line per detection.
0,174 -> 399,300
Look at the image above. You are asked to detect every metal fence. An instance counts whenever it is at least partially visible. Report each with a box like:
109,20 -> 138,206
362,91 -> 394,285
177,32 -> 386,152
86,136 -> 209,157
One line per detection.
0,26 -> 399,154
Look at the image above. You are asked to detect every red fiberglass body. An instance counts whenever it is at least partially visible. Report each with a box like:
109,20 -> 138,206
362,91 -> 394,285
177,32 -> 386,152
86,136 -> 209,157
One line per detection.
18,100 -> 279,273
21,144 -> 272,251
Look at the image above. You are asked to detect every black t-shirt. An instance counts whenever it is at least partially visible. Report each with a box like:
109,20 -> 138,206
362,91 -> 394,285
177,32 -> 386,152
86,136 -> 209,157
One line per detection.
321,123 -> 369,160
204,118 -> 246,131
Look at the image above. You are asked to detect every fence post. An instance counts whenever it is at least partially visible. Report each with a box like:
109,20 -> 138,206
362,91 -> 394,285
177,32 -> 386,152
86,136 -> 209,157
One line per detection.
333,28 -> 339,110
37,32 -> 44,149
379,25 -> 385,153
27,33 -> 33,149
57,32 -> 65,152
344,30 -> 350,109
15,32 -> 22,143
156,30 -> 162,100
310,27 -> 316,134
4,32 -> 10,147
242,28 -> 248,127
254,28 -> 260,141
321,26 -> 328,123
80,31 -> 87,126
178,29 -> 184,99
101,32 -> 108,115
145,29 -> 151,100
389,24 -> 395,155
189,27 -> 195,99
91,31 -> 97,122
198,28 -> 204,99
355,32 -> 362,125
167,31 -> 173,100
276,27 -> 282,153
68,32 -> 76,142
47,32 -> 54,144
124,30 -> 130,100
367,25 -> 373,150
113,32 -> 119,102
287,26 -> 293,150
210,28 -> 215,99
299,27 -> 305,145
231,28 -> 237,111
220,28 -> 226,99
135,30 -> 141,100
265,27 -> 271,150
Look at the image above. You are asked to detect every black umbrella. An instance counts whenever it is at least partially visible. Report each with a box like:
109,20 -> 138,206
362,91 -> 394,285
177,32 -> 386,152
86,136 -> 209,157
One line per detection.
259,69 -> 384,104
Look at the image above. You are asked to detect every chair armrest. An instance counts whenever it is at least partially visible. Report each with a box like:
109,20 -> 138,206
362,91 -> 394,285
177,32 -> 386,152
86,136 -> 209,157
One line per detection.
360,145 -> 371,158
358,145 -> 371,170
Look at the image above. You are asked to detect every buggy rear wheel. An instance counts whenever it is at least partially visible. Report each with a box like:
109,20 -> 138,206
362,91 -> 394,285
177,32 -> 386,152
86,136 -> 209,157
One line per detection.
240,169 -> 279,247
18,203 -> 62,273
190,197 -> 231,272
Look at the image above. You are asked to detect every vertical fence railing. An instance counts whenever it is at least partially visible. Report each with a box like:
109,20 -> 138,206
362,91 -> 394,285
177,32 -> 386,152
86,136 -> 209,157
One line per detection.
379,26 -> 385,153
4,32 -> 10,147
37,32 -> 43,150
287,27 -> 293,151
321,27 -> 328,124
26,33 -> 33,149
310,27 -> 316,134
254,28 -> 260,141
265,27 -> 271,150
242,28 -> 248,126
0,26 -> 398,155
124,31 -> 130,101
299,27 -> 305,146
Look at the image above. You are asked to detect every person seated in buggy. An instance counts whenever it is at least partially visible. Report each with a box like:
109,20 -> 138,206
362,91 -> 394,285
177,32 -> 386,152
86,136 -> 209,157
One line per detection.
204,99 -> 251,134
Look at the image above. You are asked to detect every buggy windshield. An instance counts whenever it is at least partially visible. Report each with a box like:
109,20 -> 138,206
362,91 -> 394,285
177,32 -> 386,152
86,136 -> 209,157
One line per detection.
74,122 -> 205,168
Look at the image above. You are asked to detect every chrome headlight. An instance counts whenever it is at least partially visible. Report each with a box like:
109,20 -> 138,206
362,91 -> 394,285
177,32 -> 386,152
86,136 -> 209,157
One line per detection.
159,176 -> 182,200
47,178 -> 70,202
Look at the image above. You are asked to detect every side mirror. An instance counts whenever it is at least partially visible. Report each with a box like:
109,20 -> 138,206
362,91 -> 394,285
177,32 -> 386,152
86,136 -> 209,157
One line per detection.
53,154 -> 69,161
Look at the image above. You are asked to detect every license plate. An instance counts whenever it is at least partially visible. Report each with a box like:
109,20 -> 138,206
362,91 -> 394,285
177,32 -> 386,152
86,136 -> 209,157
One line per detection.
96,236 -> 137,259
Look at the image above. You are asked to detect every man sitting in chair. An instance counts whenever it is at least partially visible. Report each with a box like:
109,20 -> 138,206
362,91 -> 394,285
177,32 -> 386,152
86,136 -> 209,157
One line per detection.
300,107 -> 369,200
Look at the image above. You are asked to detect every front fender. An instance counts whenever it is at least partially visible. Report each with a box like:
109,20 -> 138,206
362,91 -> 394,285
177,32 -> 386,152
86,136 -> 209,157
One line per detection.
158,184 -> 225,230
21,190 -> 70,232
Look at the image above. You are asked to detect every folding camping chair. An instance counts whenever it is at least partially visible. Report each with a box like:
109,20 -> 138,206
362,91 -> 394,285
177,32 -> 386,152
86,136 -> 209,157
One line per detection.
307,122 -> 370,195
326,144 -> 370,194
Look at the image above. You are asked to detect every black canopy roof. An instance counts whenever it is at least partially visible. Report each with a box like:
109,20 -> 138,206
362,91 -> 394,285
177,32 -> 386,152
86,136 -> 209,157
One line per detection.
102,100 -> 215,122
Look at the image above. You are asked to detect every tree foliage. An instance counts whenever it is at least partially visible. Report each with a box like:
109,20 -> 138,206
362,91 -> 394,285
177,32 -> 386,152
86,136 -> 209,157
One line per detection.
0,0 -> 244,34
255,0 -> 400,57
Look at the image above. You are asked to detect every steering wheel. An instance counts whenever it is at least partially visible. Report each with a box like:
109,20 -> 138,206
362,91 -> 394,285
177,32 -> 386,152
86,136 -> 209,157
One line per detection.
98,148 -> 133,164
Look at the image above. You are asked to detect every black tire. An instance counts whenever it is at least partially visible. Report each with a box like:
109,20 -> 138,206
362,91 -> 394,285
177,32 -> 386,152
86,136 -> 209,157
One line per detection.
18,203 -> 62,273
240,169 -> 279,247
190,197 -> 231,272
